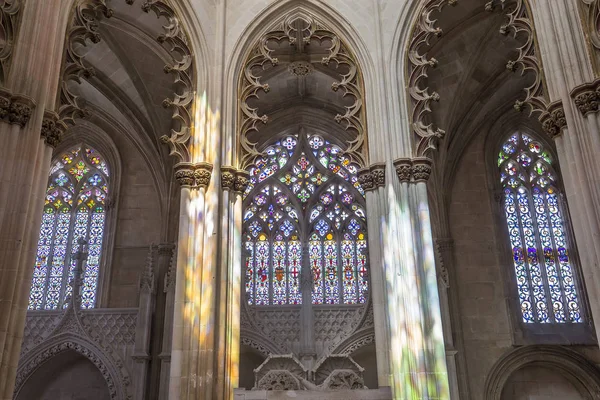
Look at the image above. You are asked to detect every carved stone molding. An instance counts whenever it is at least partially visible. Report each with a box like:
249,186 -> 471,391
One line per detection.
174,162 -> 213,189
220,166 -> 236,191
579,0 -> 600,76
239,13 -> 367,169
0,0 -> 21,84
434,238 -> 454,288
234,169 -> 250,194
58,0 -> 112,128
0,88 -> 34,127
41,110 -> 67,148
357,163 -> 386,192
407,0 -> 457,157
142,1 -> 195,164
571,78 -> 600,116
140,245 -> 156,292
539,101 -> 567,139
488,0 -> 565,135
392,157 -> 434,183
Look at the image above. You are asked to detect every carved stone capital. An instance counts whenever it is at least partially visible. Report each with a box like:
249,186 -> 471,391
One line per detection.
220,166 -> 236,191
412,157 -> 433,182
234,169 -> 250,194
571,79 -> 600,117
193,162 -> 213,189
40,111 -> 66,148
357,167 -> 374,192
370,162 -> 386,189
393,158 -> 412,183
174,163 -> 195,187
0,88 -> 35,127
174,162 -> 213,189
540,101 -> 567,139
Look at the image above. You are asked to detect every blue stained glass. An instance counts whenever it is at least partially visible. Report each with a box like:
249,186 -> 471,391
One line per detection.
499,132 -> 582,324
29,144 -> 107,311
315,220 -> 329,237
280,220 -> 294,237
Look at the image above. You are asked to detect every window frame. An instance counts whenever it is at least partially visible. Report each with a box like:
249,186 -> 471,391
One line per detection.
487,126 -> 595,345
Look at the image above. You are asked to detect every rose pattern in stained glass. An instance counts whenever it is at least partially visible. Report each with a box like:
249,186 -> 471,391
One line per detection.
243,132 -> 369,306
499,133 -> 582,324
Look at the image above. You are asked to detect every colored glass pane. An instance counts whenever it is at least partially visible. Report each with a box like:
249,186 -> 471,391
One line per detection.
499,133 -> 582,324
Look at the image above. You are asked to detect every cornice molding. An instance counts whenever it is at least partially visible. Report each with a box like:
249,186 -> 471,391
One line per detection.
0,87 -> 34,128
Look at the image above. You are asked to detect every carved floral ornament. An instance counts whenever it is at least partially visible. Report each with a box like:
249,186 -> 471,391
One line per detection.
0,0 -> 22,85
356,163 -> 386,191
486,0 -> 568,139
238,13 -> 368,171
571,78 -> 600,117
579,0 -> 600,76
56,0 -> 195,159
0,87 -> 34,128
220,166 -> 250,194
174,162 -> 213,189
393,157 -> 433,183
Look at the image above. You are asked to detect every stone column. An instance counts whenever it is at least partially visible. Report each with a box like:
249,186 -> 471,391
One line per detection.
158,243 -> 176,400
529,0 -> 600,335
386,157 -> 449,399
357,163 -> 391,388
0,1 -> 74,397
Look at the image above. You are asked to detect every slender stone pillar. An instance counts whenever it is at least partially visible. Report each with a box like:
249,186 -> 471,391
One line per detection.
529,0 -> 600,335
158,243 -> 176,400
0,1 -> 74,397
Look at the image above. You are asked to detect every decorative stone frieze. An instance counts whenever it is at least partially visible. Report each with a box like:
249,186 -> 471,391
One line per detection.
174,162 -> 213,189
288,60 -> 314,76
539,101 -> 567,139
571,78 -> 600,116
0,88 -> 34,127
40,111 -> 66,148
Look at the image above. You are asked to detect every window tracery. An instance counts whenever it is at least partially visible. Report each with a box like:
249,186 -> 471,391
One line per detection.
498,132 -> 581,324
28,144 -> 109,310
243,132 -> 368,306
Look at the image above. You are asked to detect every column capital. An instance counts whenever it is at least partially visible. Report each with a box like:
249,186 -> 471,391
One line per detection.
174,162 -> 213,189
540,101 -> 567,140
357,163 -> 386,192
234,169 -> 250,194
40,110 -> 66,148
571,78 -> 600,117
0,87 -> 35,128
392,157 -> 433,183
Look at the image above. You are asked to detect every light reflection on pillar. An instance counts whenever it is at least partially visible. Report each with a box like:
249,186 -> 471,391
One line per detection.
382,184 -> 449,399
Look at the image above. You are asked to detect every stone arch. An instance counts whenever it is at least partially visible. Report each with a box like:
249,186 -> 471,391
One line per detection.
15,336 -> 130,400
484,345 -> 600,400
222,0 -> 378,169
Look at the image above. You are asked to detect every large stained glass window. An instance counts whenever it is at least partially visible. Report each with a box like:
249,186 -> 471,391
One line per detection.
28,145 -> 109,310
243,133 -> 369,305
499,132 -> 582,324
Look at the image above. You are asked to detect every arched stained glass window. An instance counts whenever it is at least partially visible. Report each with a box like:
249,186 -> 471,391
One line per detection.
28,145 -> 109,310
499,132 -> 582,324
243,133 -> 369,306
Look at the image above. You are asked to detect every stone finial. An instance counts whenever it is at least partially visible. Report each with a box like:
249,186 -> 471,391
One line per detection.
571,79 -> 600,117
393,158 -> 412,183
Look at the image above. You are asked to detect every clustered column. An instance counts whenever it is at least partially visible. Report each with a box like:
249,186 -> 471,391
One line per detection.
530,0 -> 600,336
0,1 -> 73,398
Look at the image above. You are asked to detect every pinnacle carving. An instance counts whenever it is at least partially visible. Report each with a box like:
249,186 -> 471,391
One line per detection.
571,78 -> 600,117
174,162 -> 213,189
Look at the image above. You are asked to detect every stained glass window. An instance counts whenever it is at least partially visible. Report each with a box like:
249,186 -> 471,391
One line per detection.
243,133 -> 369,305
28,145 -> 109,310
498,132 -> 582,324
